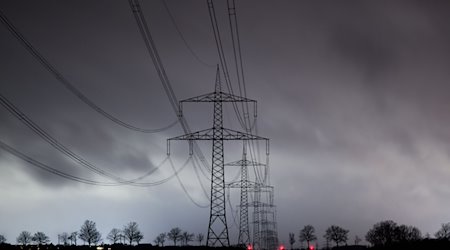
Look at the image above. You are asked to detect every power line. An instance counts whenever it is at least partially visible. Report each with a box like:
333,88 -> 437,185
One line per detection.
168,157 -> 209,208
0,8 -> 178,133
0,139 -> 118,186
206,0 -> 249,130
128,0 -> 211,175
161,0 -> 215,68
226,0 -> 265,184
0,92 -> 182,186
0,139 -> 192,187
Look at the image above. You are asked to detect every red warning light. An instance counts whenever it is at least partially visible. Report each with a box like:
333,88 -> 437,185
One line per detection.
309,245 -> 315,250
279,244 -> 285,250
247,244 -> 253,250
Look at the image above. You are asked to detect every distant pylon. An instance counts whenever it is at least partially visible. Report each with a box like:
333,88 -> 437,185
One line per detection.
226,142 -> 266,246
167,67 -> 269,246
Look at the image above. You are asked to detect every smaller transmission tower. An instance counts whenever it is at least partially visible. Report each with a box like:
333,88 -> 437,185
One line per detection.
226,143 -> 266,246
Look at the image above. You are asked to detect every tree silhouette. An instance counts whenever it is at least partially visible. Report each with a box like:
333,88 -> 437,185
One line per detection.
395,224 -> 422,242
79,220 -> 101,246
123,222 -> 143,245
0,234 -> 6,244
324,225 -> 348,247
154,233 -> 167,246
366,220 -> 399,247
68,232 -> 78,245
181,231 -> 194,245
289,232 -> 295,250
168,227 -> 182,246
365,220 -> 421,247
32,232 -> 49,245
196,233 -> 204,246
60,232 -> 70,245
299,225 -> 317,248
107,228 -> 122,244
17,231 -> 32,246
435,222 -> 450,240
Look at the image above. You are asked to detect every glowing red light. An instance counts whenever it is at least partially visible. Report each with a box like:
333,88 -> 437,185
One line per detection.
247,244 -> 253,250
279,244 -> 285,250
309,245 -> 315,250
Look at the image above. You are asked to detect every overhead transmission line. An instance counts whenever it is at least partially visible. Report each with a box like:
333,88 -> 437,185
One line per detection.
0,92 -> 185,187
0,8 -> 178,133
128,0 -> 211,176
0,139 -> 193,187
207,0 -> 265,184
161,0 -> 215,68
169,157 -> 209,208
128,0 -> 212,205
206,0 -> 250,131
226,0 -> 265,183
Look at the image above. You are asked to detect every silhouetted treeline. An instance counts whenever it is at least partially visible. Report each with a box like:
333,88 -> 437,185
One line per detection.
0,244 -> 245,250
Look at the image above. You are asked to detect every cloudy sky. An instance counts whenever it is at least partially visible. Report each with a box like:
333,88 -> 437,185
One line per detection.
2,0 -> 450,247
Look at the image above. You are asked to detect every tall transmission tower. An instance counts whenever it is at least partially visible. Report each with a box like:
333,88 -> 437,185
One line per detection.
226,143 -> 266,246
167,68 -> 269,246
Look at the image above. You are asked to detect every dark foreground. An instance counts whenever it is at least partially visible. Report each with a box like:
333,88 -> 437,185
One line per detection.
2,240 -> 450,250
0,245 -> 244,250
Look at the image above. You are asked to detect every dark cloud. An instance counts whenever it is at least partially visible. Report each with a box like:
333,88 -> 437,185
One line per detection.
2,0 -> 450,246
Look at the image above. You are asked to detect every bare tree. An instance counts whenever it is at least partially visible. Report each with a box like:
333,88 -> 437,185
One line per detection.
395,225 -> 422,242
68,232 -> 78,245
289,232 -> 295,250
17,231 -> 32,246
325,225 -> 349,247
168,227 -> 182,246
299,225 -> 317,249
196,233 -> 204,246
60,232 -> 70,245
181,231 -> 194,245
154,233 -> 167,246
366,220 -> 397,246
435,222 -> 450,240
79,220 -> 101,246
123,222 -> 144,245
32,232 -> 50,245
0,234 -> 6,244
107,228 -> 122,244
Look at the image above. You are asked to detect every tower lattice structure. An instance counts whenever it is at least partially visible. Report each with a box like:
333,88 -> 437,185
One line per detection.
168,69 -> 268,246
226,144 -> 266,246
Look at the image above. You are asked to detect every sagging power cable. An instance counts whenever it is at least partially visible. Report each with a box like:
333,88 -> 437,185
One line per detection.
0,92 -> 183,186
0,8 -> 178,133
0,139 -> 192,187
161,0 -> 215,68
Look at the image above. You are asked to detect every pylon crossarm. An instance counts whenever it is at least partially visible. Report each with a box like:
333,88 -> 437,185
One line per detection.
222,128 -> 268,141
168,128 -> 214,140
225,159 -> 266,166
181,92 -> 256,103
226,180 -> 261,189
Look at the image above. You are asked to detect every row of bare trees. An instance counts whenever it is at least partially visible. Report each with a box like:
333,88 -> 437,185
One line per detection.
288,221 -> 450,249
153,227 -> 204,246
106,222 -> 144,245
289,224 -> 349,249
10,220 -> 143,246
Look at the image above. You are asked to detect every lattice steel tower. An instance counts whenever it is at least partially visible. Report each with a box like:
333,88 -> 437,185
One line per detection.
168,68 -> 268,246
226,143 -> 266,246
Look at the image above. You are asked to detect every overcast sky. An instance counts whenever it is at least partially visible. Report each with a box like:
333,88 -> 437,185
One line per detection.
2,0 -> 450,247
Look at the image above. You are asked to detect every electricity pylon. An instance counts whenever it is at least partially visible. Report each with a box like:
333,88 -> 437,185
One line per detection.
167,68 -> 269,246
249,185 -> 277,250
226,143 -> 266,246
